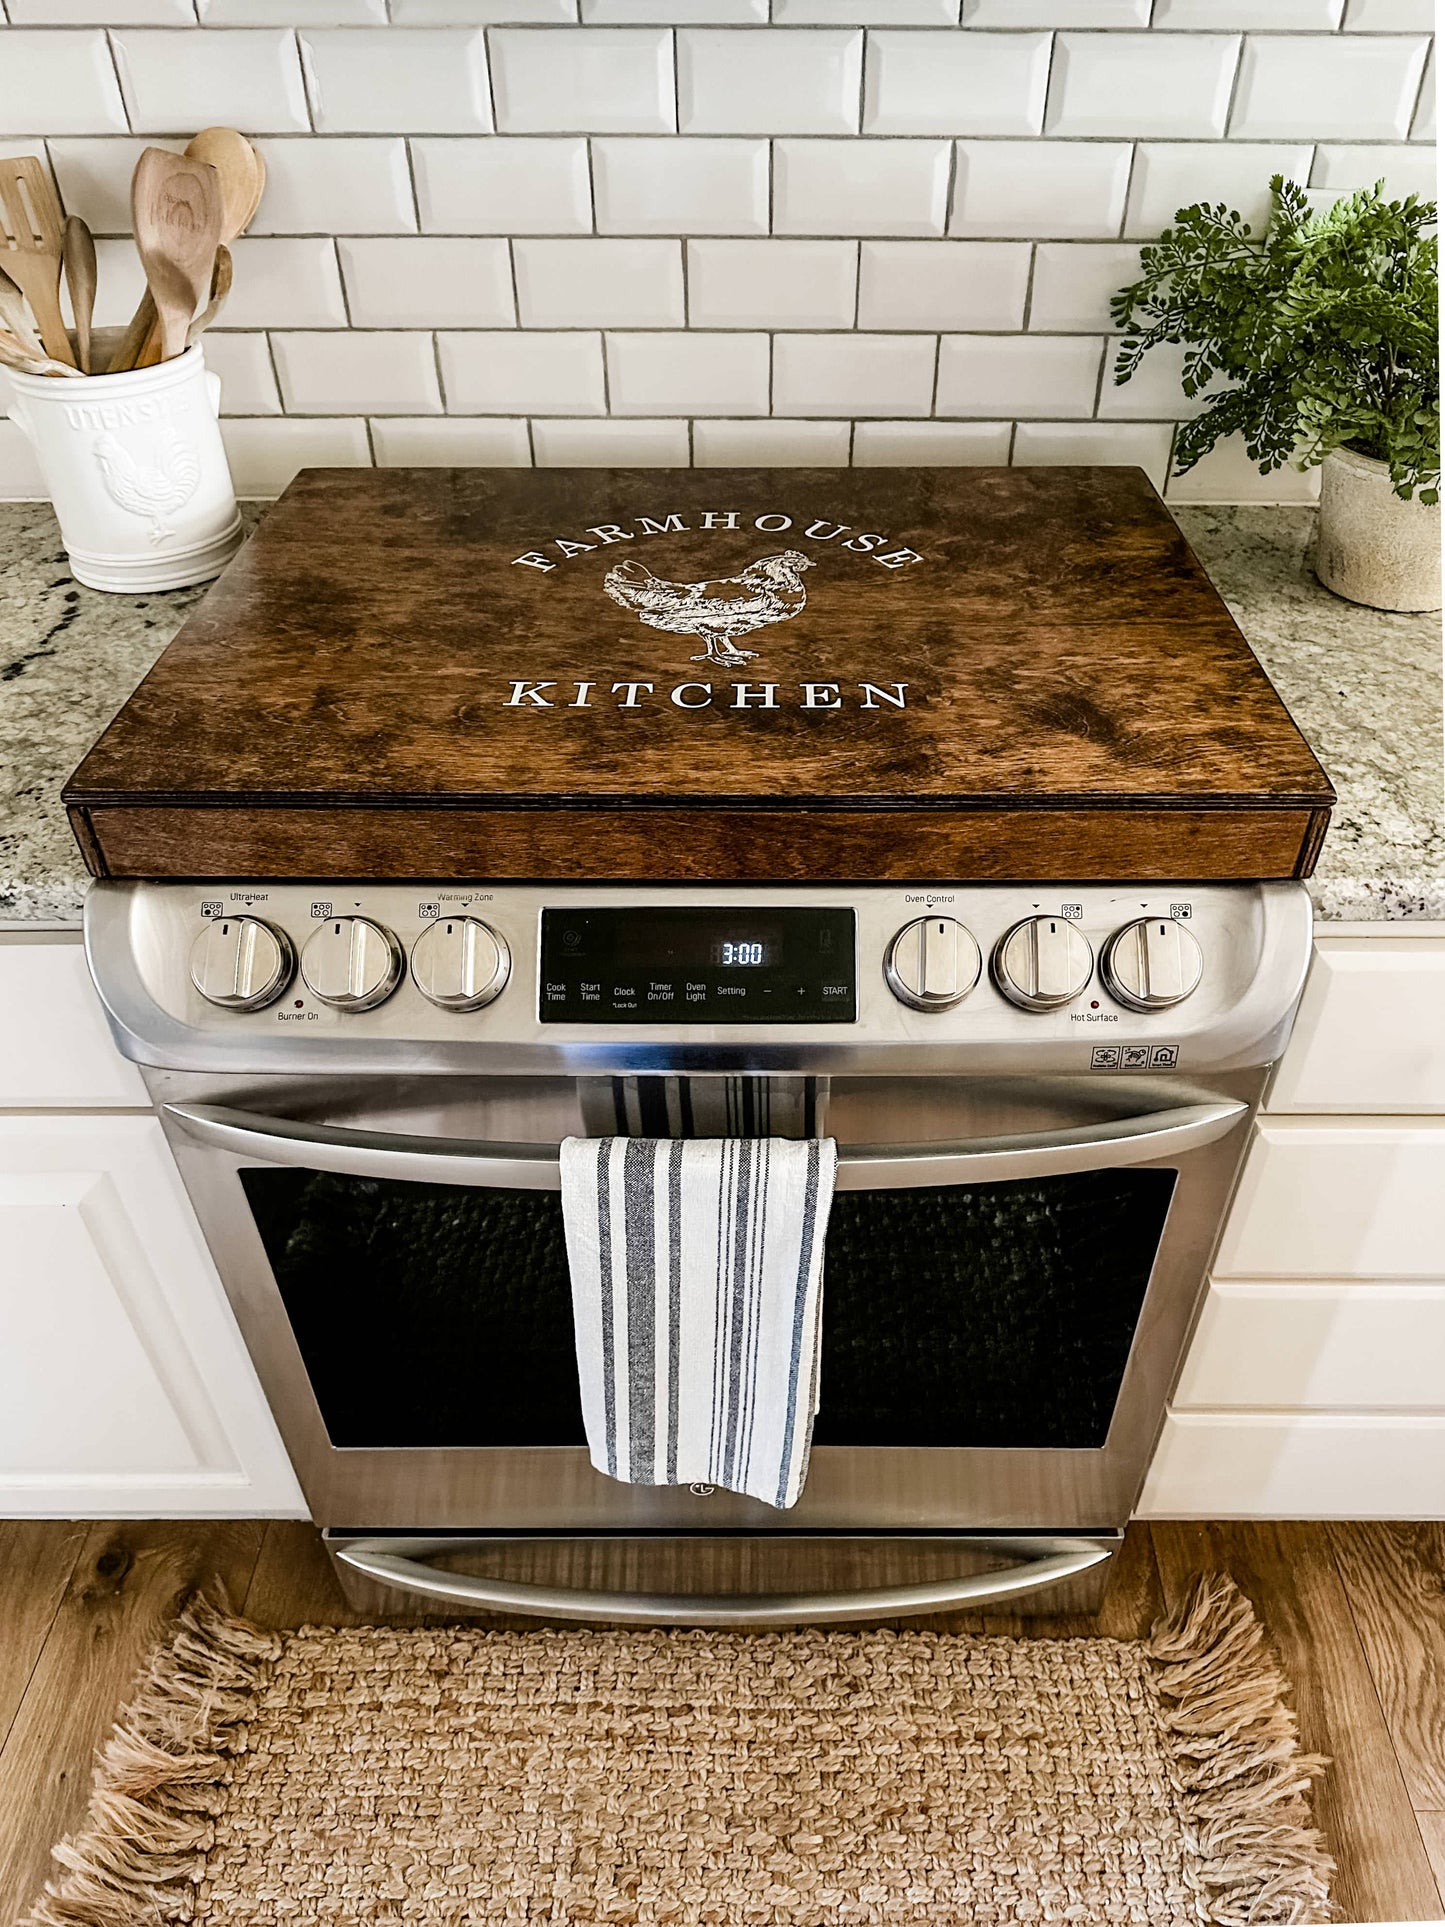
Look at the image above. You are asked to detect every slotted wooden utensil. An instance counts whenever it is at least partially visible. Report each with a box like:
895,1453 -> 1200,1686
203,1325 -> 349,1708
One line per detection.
128,147 -> 223,366
0,154 -> 76,368
62,214 -> 97,374
114,129 -> 263,373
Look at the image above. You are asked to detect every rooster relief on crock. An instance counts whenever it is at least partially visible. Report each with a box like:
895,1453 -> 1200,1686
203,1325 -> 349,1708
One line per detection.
603,550 -> 814,667
93,426 -> 200,545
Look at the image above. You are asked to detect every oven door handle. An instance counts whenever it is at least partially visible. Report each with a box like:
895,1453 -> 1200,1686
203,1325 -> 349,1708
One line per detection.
334,1535 -> 1114,1627
163,1098 -> 1246,1188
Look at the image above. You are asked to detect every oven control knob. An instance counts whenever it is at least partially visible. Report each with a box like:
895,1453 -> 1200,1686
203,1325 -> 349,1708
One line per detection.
992,916 -> 1094,1012
1102,917 -> 1203,1012
411,916 -> 510,1011
301,916 -> 404,1012
884,916 -> 981,1011
189,915 -> 294,1011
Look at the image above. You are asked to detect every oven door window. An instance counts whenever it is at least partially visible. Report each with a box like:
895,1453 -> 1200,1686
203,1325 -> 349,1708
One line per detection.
240,1166 -> 1176,1452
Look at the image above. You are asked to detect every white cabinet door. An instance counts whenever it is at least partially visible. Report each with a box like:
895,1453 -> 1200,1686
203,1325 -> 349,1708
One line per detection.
0,1115 -> 305,1518
1139,1412 -> 1445,1519
1214,1119 -> 1445,1279
1173,1281 -> 1445,1411
0,936 -> 148,1107
1268,934 -> 1445,1115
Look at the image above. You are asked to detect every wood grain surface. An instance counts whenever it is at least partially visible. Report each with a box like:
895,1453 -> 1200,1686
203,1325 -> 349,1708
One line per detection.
1331,1523 -> 1445,1811
2,1520 -> 1438,1924
64,466 -> 1334,883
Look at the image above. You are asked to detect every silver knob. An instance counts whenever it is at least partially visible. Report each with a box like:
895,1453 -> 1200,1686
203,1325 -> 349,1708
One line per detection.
300,916 -> 404,1012
884,916 -> 981,1011
189,915 -> 294,1011
1102,917 -> 1203,1012
992,916 -> 1094,1012
411,916 -> 510,1011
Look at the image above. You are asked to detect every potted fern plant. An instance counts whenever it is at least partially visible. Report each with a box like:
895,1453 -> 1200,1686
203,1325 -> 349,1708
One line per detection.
1112,177 -> 1440,613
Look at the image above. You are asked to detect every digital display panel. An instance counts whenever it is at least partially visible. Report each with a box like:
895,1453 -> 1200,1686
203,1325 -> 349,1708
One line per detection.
539,906 -> 856,1024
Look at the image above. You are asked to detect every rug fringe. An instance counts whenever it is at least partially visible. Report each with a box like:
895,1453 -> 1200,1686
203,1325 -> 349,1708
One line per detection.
19,1594 -> 279,1927
1146,1575 -> 1334,1926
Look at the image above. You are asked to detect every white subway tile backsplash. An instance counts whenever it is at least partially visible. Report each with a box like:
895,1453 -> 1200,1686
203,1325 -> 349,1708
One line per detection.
858,240 -> 1029,330
221,417 -> 370,496
1344,0 -> 1434,25
607,330 -> 769,413
202,0 -> 386,21
531,416 -> 690,462
301,30 -> 492,134
678,30 -> 863,136
439,329 -> 605,411
966,0 -> 1144,20
1027,243 -> 1141,331
111,29 -> 310,134
515,237 -> 684,325
339,237 -> 514,326
1412,43 -> 1434,140
1013,419 -> 1172,486
1154,0 -> 1342,24
371,416 -> 532,462
594,138 -> 767,235
865,31 -> 1051,136
1312,145 -> 1437,201
1096,338 -> 1216,419
775,0 -> 959,19
490,27 -> 674,133
936,334 -> 1102,416
853,419 -> 1010,463
391,0 -> 575,17
687,239 -> 857,328
90,236 -> 146,323
1125,143 -> 1313,239
204,334 -> 283,415
250,138 -> 417,235
1231,35 -> 1429,141
272,330 -> 443,413
413,138 -> 590,233
693,418 -> 851,465
9,0 -> 190,18
584,0 -> 764,18
1164,433 -> 1320,502
773,333 -> 936,417
48,136 -> 169,231
774,138 -> 951,236
1047,33 -> 1240,139
951,141 -> 1130,240
215,237 -> 348,327
0,32 -> 127,134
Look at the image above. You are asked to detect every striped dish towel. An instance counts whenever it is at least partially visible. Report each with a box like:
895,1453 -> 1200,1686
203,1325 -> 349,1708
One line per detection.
559,1136 -> 838,1511
580,1074 -> 822,1141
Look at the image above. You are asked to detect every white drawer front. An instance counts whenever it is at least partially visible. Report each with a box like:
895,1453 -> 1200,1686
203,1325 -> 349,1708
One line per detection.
1138,1412 -> 1445,1519
1269,935 -> 1445,1114
0,938 -> 147,1107
1215,1120 -> 1445,1279
1174,1281 -> 1445,1411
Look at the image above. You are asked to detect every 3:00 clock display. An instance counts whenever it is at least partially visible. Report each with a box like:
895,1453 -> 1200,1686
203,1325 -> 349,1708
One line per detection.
713,939 -> 768,966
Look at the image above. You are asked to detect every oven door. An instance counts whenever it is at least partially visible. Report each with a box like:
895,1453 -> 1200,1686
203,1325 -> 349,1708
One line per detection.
151,1066 -> 1259,1541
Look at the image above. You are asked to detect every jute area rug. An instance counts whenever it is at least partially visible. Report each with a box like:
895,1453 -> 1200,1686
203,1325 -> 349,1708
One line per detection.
25,1578 -> 1331,1927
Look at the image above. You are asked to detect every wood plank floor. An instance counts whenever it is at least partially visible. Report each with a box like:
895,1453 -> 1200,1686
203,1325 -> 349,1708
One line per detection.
0,1520 -> 1441,1926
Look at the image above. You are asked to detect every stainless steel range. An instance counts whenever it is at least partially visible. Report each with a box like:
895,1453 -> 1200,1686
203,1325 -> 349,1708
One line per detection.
84,874 -> 1312,1625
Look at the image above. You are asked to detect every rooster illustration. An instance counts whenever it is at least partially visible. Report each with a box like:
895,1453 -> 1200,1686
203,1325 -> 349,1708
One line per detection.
602,550 -> 814,667
92,428 -> 201,544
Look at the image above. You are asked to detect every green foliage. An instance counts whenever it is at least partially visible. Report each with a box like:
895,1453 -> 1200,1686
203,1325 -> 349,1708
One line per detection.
1112,176 -> 1439,504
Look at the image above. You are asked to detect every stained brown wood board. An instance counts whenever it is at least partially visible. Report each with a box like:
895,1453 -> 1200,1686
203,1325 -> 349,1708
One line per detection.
65,466 -> 1334,883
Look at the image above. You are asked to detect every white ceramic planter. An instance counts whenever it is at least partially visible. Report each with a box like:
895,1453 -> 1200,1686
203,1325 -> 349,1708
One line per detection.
5,342 -> 243,593
1315,445 -> 1442,614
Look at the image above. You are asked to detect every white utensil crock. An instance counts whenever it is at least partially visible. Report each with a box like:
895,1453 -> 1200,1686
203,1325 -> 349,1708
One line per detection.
6,342 -> 243,593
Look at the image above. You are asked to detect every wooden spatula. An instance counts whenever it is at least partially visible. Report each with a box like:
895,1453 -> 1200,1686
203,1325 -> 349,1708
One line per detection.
128,147 -> 223,365
0,326 -> 85,377
0,154 -> 76,369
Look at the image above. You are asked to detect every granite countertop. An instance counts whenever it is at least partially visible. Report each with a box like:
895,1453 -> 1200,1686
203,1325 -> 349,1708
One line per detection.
1,500 -> 1440,926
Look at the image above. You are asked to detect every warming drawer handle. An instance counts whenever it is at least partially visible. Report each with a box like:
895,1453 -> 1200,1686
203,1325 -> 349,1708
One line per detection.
334,1536 -> 1114,1627
163,1099 -> 1245,1190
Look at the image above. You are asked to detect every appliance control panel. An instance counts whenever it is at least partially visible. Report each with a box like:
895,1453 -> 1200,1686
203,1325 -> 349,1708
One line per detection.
87,879 -> 1314,1076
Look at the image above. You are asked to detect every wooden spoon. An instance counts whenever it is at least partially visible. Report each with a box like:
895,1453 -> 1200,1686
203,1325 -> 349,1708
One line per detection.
122,130 -> 263,372
62,215 -> 97,374
0,326 -> 85,377
128,147 -> 223,365
184,243 -> 233,349
0,261 -> 44,357
0,154 -> 76,368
